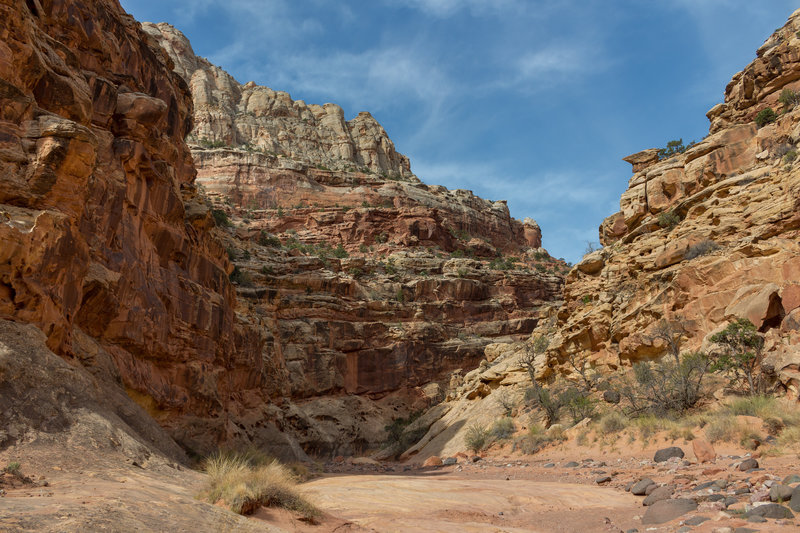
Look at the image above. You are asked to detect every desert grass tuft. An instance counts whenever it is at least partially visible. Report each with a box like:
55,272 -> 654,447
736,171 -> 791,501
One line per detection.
202,451 -> 319,521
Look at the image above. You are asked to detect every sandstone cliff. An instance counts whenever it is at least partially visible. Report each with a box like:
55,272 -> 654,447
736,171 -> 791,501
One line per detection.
140,22 -> 562,456
0,0 -> 560,462
400,10 -> 800,460
0,0 -> 303,460
543,10 -> 800,394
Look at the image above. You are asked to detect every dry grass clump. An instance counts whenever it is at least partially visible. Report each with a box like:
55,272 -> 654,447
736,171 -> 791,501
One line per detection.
777,426 -> 800,448
598,412 -> 628,435
202,451 -> 319,521
513,423 -> 566,454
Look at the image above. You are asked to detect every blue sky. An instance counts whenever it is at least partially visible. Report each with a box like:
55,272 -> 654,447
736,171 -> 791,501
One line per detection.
120,0 -> 799,263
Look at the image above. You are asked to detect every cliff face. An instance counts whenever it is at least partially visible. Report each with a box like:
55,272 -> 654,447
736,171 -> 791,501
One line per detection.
141,22 -> 562,454
0,0 -> 297,458
545,10 -> 800,394
0,1 -> 560,461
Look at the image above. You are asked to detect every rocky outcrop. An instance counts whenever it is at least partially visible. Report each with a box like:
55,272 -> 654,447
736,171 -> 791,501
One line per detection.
0,0 -> 561,461
0,0 -> 301,459
138,22 -> 562,454
143,23 -> 413,178
544,9 -> 800,394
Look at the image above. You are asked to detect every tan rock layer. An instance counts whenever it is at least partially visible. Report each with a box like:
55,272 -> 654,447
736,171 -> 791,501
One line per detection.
548,10 -> 800,395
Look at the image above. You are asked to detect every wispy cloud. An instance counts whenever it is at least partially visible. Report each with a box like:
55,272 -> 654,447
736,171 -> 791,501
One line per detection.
386,0 -> 521,17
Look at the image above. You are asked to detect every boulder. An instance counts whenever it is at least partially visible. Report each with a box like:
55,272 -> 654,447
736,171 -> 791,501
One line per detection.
769,484 -> 793,502
692,439 -> 716,463
641,498 -> 698,524
422,456 -> 443,467
643,485 -> 674,506
653,447 -> 684,463
631,478 -> 656,496
739,458 -> 759,471
745,503 -> 793,519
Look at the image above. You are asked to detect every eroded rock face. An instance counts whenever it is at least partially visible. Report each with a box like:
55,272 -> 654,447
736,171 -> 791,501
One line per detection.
0,0 -> 295,458
138,22 -> 560,454
143,22 -> 412,178
545,9 -> 800,395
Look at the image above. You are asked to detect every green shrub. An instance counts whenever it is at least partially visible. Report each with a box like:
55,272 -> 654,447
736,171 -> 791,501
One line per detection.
657,139 -> 693,160
684,239 -> 720,260
599,412 -> 628,435
211,208 -> 231,227
359,244 -> 369,253
332,244 -> 348,259
375,233 -> 388,244
489,256 -> 516,270
755,107 -> 778,127
657,211 -> 681,230
229,266 -> 253,287
614,321 -> 711,416
562,388 -> 597,424
384,410 -> 425,451
257,231 -> 281,247
778,88 -> 800,109
783,149 -> 798,163
490,417 -> 515,440
464,424 -> 489,453
711,318 -> 767,395
4,462 -> 20,475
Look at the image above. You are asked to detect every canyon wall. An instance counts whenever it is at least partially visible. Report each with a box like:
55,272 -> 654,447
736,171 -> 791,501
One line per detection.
0,1 -> 560,460
0,0 -> 299,459
543,10 -> 800,394
143,22 -> 562,455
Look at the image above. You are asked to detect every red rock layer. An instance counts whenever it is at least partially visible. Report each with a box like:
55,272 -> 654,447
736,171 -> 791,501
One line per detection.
0,0 -> 290,457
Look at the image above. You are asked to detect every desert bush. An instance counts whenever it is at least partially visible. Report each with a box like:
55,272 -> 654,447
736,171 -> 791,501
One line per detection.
599,412 -> 628,435
710,318 -> 767,395
332,244 -> 348,259
704,414 -> 740,443
520,335 -> 550,383
4,462 -> 21,476
616,351 -> 710,417
489,256 -> 517,270
229,266 -> 253,287
384,410 -> 426,451
684,239 -> 720,260
657,211 -> 681,229
525,385 -> 564,428
257,231 -> 281,247
490,417 -> 515,440
657,139 -> 694,160
755,107 -> 778,127
778,88 -> 800,109
495,388 -> 516,417
783,149 -> 798,163
561,388 -> 597,424
464,424 -> 489,453
777,426 -> 800,448
202,452 -> 318,520
211,208 -> 231,227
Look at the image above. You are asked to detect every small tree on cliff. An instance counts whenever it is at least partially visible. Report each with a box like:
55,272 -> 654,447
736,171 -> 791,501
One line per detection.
614,320 -> 711,416
710,318 -> 767,395
520,335 -> 549,383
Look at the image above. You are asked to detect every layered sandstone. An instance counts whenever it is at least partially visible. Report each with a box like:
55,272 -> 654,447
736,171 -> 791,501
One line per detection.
542,9 -> 800,393
0,0 -> 303,459
140,22 -> 560,454
0,0 -> 560,463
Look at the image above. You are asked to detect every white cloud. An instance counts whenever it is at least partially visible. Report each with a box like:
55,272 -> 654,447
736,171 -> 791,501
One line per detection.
387,0 -> 521,17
